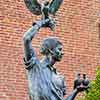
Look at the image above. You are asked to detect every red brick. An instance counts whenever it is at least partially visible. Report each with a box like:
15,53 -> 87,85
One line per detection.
0,0 -> 100,99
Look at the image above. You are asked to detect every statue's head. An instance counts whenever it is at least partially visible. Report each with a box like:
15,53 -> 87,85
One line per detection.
40,37 -> 63,61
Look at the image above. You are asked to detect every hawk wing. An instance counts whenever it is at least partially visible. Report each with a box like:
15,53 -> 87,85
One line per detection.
24,0 -> 63,15
49,0 -> 63,15
24,0 -> 42,15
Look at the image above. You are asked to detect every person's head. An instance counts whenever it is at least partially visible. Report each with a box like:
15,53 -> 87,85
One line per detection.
40,37 -> 63,61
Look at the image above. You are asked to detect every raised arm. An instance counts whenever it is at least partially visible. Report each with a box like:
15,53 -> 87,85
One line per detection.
23,19 -> 52,70
23,22 -> 40,61
23,19 -> 49,61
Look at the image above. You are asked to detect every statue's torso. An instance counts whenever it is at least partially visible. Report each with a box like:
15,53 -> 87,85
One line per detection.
24,57 -> 65,100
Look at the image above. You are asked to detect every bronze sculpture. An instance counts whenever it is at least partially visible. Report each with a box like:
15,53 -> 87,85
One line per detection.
23,0 -> 90,100
24,0 -> 63,30
66,73 -> 90,100
24,0 -> 63,16
23,19 -> 66,100
82,74 -> 90,87
73,73 -> 81,90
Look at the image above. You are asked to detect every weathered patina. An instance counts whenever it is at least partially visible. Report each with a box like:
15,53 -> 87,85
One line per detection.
23,1 -> 90,100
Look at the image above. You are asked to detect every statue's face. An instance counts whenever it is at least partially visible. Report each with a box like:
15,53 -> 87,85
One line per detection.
52,44 -> 63,61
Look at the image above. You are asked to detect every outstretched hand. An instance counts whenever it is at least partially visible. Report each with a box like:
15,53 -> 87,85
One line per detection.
42,18 -> 55,31
76,85 -> 89,92
32,18 -> 49,28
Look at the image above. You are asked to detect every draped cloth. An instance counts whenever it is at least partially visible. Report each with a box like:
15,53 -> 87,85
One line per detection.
23,54 -> 66,100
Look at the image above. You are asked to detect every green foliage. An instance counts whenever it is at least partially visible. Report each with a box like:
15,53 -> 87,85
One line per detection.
78,67 -> 100,100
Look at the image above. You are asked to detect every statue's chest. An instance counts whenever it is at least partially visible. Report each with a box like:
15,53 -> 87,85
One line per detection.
42,67 -> 64,90
51,71 -> 64,90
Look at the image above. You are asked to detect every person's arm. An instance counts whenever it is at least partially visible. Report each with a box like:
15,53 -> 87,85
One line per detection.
23,19 -> 49,69
65,86 -> 89,100
65,89 -> 78,100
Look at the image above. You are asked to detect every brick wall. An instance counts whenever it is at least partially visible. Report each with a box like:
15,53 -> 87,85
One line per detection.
0,0 -> 100,100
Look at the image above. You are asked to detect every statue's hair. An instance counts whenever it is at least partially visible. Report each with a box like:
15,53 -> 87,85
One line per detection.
40,37 -> 62,55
